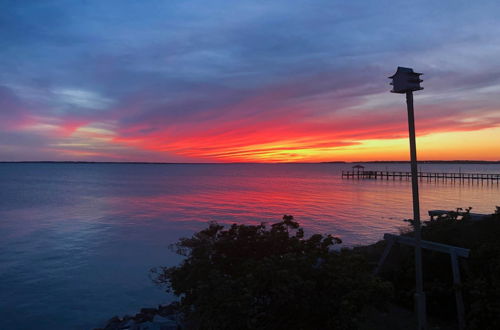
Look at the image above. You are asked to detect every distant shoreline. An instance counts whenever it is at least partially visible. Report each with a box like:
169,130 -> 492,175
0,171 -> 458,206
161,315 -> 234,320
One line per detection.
1,160 -> 500,165
326,160 -> 500,164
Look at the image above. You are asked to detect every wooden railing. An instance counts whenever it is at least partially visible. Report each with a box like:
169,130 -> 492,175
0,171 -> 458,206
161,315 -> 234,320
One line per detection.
342,170 -> 500,182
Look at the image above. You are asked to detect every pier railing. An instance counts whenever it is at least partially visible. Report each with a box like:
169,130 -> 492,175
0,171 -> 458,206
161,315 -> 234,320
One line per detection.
341,170 -> 500,182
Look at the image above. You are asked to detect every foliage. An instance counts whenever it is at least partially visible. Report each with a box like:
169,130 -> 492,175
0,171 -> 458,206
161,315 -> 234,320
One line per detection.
377,208 -> 500,329
152,215 -> 392,330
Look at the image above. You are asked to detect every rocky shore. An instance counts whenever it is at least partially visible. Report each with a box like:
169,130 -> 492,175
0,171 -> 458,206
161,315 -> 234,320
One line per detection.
95,303 -> 182,330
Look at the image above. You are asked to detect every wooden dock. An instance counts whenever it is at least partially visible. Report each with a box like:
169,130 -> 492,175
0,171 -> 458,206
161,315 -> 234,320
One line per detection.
342,170 -> 500,183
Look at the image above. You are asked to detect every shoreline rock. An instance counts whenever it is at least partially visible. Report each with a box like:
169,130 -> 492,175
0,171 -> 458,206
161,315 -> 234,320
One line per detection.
95,303 -> 182,330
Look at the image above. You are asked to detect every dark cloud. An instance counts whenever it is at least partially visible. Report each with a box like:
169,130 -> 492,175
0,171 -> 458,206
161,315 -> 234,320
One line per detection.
1,0 -> 500,161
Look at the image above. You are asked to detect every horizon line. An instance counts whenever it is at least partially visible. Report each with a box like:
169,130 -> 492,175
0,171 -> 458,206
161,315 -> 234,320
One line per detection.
2,160 -> 500,165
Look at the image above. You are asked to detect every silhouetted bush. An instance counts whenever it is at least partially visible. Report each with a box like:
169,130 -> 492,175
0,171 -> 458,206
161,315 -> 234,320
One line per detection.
152,215 -> 392,330
377,210 -> 500,330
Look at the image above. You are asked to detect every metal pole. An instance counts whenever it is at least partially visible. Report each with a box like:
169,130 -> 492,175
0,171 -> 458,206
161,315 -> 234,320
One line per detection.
406,91 -> 426,330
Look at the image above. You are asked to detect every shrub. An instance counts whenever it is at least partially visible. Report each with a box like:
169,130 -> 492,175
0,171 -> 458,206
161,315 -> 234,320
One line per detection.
378,210 -> 500,329
152,215 -> 392,330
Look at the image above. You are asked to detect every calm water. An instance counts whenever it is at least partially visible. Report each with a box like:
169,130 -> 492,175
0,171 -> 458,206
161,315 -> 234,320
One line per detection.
1,163 -> 499,329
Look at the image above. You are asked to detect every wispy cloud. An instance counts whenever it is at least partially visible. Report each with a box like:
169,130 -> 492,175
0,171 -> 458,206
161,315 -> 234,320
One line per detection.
1,0 -> 500,161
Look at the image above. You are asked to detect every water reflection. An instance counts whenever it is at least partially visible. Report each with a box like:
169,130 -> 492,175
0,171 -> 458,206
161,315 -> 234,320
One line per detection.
0,163 -> 499,329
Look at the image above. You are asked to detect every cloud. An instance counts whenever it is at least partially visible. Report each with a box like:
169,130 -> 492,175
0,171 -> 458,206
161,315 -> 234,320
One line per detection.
2,0 -> 500,161
52,88 -> 114,111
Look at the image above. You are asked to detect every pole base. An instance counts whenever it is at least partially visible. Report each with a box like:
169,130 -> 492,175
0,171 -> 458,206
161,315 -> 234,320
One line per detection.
414,292 -> 427,330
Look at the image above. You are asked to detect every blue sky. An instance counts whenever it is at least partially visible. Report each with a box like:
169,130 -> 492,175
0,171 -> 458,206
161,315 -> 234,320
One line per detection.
2,0 -> 500,161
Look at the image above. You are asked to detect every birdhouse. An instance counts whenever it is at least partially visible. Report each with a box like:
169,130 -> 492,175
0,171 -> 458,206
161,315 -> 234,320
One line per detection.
389,67 -> 423,93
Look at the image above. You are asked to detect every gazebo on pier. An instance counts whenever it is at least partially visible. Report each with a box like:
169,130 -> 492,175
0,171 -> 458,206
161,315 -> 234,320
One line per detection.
352,164 -> 365,173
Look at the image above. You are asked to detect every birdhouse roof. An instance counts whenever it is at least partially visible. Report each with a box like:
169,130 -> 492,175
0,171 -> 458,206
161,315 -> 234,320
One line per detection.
389,66 -> 422,78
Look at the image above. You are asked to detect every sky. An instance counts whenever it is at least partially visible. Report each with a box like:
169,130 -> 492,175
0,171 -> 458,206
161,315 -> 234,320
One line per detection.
1,0 -> 500,162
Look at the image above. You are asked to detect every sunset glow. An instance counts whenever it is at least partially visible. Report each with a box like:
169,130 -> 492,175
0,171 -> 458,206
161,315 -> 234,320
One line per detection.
2,1 -> 500,162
